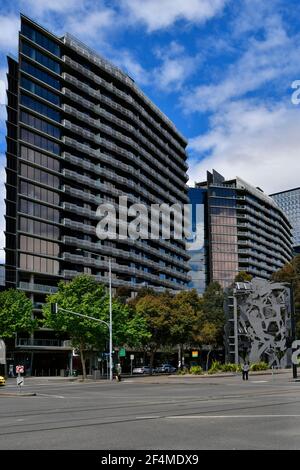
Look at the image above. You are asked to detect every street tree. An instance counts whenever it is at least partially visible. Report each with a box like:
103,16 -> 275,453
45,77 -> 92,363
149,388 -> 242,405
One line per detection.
134,293 -> 172,371
272,255 -> 300,336
43,275 -> 149,379
170,289 -> 203,367
0,289 -> 35,339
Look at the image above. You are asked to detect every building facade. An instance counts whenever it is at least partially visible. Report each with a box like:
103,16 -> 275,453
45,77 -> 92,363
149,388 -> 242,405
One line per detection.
5,15 -> 190,374
270,188 -> 300,254
188,170 -> 293,290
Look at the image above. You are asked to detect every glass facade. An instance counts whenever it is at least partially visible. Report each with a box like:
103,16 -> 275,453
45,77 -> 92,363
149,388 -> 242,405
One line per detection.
271,188 -> 300,252
21,42 -> 61,73
209,187 -> 239,288
189,171 -> 293,291
187,188 -> 207,294
20,94 -> 60,121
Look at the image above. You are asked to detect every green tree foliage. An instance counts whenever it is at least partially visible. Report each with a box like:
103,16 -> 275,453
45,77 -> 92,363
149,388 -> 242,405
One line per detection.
134,292 -> 172,370
0,289 -> 35,339
199,282 -> 225,347
272,255 -> 300,336
234,271 -> 253,282
43,275 -> 149,379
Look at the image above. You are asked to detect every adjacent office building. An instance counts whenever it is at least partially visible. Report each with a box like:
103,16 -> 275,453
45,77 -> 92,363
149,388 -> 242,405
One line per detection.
5,15 -> 190,372
188,170 -> 293,290
270,188 -> 300,254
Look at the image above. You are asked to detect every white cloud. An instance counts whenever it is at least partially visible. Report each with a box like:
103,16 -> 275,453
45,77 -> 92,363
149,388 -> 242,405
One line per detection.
20,0 -> 84,15
112,50 -> 150,85
65,9 -> 116,40
188,100 -> 300,194
181,17 -> 300,113
153,41 -> 202,91
121,0 -> 228,32
0,15 -> 19,52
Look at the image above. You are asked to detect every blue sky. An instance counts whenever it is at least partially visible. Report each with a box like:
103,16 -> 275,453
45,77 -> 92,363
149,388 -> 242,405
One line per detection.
0,0 -> 300,254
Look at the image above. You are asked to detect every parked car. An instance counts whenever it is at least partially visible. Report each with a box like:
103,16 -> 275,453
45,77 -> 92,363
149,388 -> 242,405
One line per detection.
156,364 -> 177,373
132,366 -> 151,374
0,375 -> 6,386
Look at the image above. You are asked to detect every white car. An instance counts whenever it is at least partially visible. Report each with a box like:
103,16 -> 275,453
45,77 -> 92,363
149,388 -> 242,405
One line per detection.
132,366 -> 151,374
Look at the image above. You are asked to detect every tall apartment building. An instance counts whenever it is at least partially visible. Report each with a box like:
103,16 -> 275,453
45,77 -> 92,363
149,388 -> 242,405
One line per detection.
270,188 -> 300,254
188,170 -> 292,290
5,15 -> 189,373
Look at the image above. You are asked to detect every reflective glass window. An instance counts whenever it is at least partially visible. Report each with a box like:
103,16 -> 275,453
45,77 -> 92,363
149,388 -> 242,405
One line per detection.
22,42 -> 60,73
21,76 -> 60,106
21,60 -> 60,89
20,94 -> 60,122
21,23 -> 60,56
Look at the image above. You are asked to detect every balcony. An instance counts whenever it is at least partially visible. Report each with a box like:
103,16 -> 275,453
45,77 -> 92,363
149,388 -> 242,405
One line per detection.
62,71 -> 187,175
18,282 -> 58,294
63,40 -> 187,148
63,89 -> 187,189
16,338 -> 73,350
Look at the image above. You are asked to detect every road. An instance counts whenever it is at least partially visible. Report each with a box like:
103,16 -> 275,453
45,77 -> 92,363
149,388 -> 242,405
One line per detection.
0,372 -> 300,450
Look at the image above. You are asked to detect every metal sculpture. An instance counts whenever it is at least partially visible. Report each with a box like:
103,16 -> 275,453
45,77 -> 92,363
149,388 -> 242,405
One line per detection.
237,278 -> 292,367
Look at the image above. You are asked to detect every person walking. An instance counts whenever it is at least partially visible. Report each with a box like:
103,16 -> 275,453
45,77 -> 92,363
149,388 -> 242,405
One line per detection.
116,363 -> 122,382
242,362 -> 250,381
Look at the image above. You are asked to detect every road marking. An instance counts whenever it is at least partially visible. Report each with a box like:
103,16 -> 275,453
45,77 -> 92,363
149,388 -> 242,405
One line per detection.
135,415 -> 161,419
167,414 -> 300,419
37,393 -> 65,399
251,380 -> 269,383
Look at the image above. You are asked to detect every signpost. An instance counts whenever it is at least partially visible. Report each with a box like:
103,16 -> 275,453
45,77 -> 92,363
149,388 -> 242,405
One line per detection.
16,365 -> 24,392
130,354 -> 134,375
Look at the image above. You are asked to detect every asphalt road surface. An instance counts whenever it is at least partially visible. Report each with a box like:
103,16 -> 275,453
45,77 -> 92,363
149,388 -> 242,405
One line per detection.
0,372 -> 300,450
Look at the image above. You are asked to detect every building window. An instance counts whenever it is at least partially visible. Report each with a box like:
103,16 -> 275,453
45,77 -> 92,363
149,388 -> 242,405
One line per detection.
19,253 -> 59,274
21,76 -> 60,106
19,216 -> 59,239
22,42 -> 60,73
21,23 -> 60,56
20,146 -> 60,171
20,111 -> 60,139
20,235 -> 59,257
20,199 -> 59,222
20,129 -> 60,155
21,59 -> 60,89
20,181 -> 59,205
20,94 -> 60,122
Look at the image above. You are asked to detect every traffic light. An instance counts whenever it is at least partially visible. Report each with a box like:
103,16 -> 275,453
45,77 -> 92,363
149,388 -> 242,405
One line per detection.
50,303 -> 58,315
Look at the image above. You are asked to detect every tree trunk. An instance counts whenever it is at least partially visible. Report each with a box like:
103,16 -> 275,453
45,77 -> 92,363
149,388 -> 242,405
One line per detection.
149,350 -> 155,375
79,344 -> 87,380
206,348 -> 212,372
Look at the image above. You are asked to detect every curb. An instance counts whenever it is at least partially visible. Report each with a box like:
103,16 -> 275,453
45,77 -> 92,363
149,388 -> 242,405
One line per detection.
0,392 -> 37,397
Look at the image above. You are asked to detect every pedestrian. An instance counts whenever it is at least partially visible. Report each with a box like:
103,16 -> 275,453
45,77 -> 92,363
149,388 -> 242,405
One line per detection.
242,362 -> 250,381
116,363 -> 122,382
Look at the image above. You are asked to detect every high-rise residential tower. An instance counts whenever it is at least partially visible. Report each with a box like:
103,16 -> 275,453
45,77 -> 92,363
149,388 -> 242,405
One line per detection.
188,170 -> 293,290
270,188 -> 300,254
5,15 -> 190,372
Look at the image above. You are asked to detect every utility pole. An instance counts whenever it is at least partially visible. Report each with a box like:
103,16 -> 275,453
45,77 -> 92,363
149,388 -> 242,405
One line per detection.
109,258 -> 113,381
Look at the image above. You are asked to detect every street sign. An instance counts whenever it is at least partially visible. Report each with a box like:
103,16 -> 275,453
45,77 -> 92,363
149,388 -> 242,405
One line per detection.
192,351 -> 199,358
119,348 -> 126,357
130,354 -> 134,360
16,365 -> 24,373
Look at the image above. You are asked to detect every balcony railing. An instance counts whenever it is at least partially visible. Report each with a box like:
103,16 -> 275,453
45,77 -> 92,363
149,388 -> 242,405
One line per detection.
18,282 -> 58,294
16,338 -> 72,349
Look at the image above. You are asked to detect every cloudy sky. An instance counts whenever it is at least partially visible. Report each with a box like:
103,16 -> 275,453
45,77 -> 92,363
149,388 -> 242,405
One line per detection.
0,0 -> 300,255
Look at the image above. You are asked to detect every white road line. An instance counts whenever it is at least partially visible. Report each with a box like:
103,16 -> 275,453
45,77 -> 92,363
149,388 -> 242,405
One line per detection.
251,380 -> 269,383
167,414 -> 300,419
37,393 -> 65,399
135,415 -> 161,419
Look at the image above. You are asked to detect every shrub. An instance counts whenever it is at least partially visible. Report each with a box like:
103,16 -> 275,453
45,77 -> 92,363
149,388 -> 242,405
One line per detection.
189,365 -> 203,375
208,360 -> 223,374
221,363 -> 241,373
176,369 -> 187,375
250,362 -> 269,371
